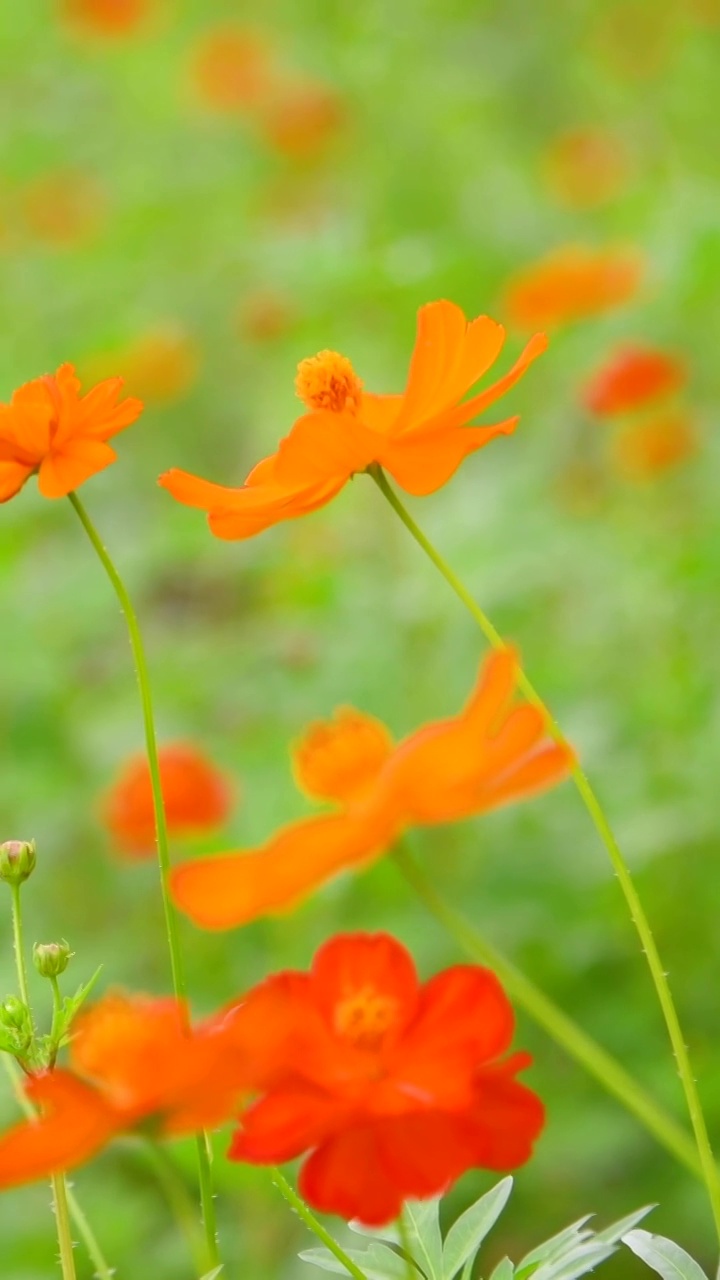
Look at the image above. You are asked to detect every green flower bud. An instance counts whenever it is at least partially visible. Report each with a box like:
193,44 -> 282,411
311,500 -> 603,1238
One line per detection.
33,940 -> 73,979
0,997 -> 27,1029
0,840 -> 37,887
0,997 -> 33,1054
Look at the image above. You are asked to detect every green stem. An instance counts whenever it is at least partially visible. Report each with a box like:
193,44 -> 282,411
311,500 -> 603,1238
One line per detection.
397,1210 -> 417,1280
143,1141 -> 208,1276
67,490 -> 220,1270
10,884 -> 31,1011
372,466 -> 720,1241
2,1056 -> 114,1278
51,1172 -> 77,1280
271,1167 -> 368,1280
392,841 -> 701,1179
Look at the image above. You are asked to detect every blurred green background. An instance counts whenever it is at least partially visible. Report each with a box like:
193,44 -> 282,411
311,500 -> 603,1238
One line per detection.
2,0 -> 720,1276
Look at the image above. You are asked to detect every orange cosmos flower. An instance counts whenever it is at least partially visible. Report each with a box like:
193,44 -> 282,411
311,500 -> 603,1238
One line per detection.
0,992 -> 250,1190
226,932 -> 544,1224
504,246 -> 643,329
0,364 -> 142,503
20,170 -> 105,247
102,743 -> 233,858
169,649 -> 573,929
191,26 -> 273,114
613,411 -> 698,479
61,0 -> 151,36
159,299 -> 547,539
582,344 -> 686,416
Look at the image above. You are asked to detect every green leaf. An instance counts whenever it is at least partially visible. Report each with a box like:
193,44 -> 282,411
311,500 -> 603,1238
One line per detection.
300,1243 -> 418,1280
623,1230 -> 710,1280
516,1219 -> 594,1277
199,1268 -> 224,1279
52,967 -> 103,1051
533,1241 -> 617,1280
403,1200 -> 443,1280
594,1207 -> 654,1246
349,1220 -> 401,1245
488,1258 -> 515,1280
442,1178 -> 513,1280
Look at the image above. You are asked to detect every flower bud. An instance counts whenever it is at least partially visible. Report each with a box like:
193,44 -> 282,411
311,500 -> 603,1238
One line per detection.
0,997 -> 27,1029
0,840 -> 37,886
0,996 -> 33,1054
33,940 -> 72,979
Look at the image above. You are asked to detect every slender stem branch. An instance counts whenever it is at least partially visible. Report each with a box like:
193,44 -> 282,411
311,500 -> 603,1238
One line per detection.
10,884 -> 31,1010
271,1167 -> 368,1280
2,1055 -> 114,1278
142,1140 -> 208,1276
372,466 -> 720,1241
397,1210 -> 417,1280
392,841 -> 701,1179
67,489 -> 220,1269
51,1172 -> 77,1280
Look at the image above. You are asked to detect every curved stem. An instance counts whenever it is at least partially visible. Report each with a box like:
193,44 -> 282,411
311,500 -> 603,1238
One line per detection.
2,1056 -> 113,1277
10,884 -> 31,1011
67,490 -> 220,1270
371,466 -> 720,1242
392,841 -> 701,1179
271,1167 -> 368,1280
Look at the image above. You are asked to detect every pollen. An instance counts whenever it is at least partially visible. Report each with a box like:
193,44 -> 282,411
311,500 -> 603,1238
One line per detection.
334,985 -> 398,1049
295,350 -> 363,414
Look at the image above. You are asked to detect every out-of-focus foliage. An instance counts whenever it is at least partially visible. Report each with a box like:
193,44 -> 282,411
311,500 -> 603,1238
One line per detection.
1,0 -> 720,1276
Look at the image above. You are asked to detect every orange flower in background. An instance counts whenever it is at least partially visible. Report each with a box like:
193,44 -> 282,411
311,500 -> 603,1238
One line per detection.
114,328 -> 199,406
236,288 -> 295,343
543,128 -> 628,209
227,932 -> 544,1224
170,649 -> 573,929
20,170 -> 105,247
613,411 -> 698,479
0,364 -> 142,503
61,0 -> 152,36
582,344 -> 686,416
0,992 -> 250,1189
102,743 -> 233,857
191,26 -> 273,114
159,299 -> 547,540
504,246 -> 643,329
259,81 -> 345,160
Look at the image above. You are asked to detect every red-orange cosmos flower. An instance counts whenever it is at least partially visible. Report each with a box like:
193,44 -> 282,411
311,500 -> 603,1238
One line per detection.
102,743 -> 233,858
582,345 -> 686,416
227,932 -> 544,1224
170,649 -> 573,929
61,0 -> 151,36
613,411 -> 698,479
0,993 -> 249,1189
504,246 -> 643,330
159,300 -> 547,539
0,364 -> 142,502
191,26 -> 273,114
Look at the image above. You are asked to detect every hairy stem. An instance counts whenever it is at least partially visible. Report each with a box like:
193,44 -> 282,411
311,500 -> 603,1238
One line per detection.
272,1167 -> 368,1280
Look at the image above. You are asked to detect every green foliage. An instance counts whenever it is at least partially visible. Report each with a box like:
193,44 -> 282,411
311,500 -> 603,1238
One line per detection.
623,1230 -> 711,1280
301,1180 -> 654,1280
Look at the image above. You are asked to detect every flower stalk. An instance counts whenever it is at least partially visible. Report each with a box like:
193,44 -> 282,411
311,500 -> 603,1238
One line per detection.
372,464 -> 720,1243
67,489 -> 221,1272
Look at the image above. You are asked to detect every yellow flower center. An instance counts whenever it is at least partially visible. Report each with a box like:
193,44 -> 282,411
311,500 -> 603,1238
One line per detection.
334,985 -> 398,1049
295,350 -> 363,414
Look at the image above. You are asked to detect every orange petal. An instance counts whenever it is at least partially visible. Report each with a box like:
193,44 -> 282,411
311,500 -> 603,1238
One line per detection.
395,302 -> 506,434
230,1086 -> 347,1164
310,933 -> 420,1039
273,411 -> 379,486
170,812 -> 389,929
380,418 -> 517,497
504,246 -> 643,329
0,460 -> 33,502
440,332 -> 548,429
583,345 -> 686,416
293,708 -> 394,805
0,1072 -> 117,1190
37,439 -> 117,498
481,743 -> 575,809
158,467 -> 254,511
461,649 -> 518,736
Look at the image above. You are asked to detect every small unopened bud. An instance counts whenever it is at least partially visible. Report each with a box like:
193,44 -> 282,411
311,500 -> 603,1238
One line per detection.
0,997 -> 27,1029
33,941 -> 72,979
0,840 -> 37,887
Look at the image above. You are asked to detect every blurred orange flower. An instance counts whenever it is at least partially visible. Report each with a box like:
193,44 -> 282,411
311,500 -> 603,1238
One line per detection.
170,649 -> 573,929
0,992 -> 250,1189
259,80 -> 344,160
116,328 -> 199,405
583,345 -> 686,416
504,246 -> 643,329
0,364 -> 142,503
236,288 -> 295,343
191,26 -> 272,114
613,411 -> 697,478
159,299 -> 546,540
61,0 -> 151,36
20,170 -> 104,247
102,743 -> 233,858
227,932 -> 544,1224
543,128 -> 628,209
